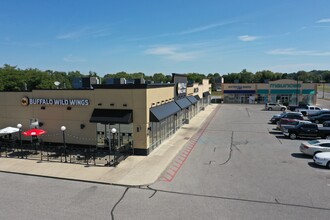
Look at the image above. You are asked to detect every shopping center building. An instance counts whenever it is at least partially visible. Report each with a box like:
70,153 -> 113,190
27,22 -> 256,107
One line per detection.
0,74 -> 211,156
222,79 -> 317,105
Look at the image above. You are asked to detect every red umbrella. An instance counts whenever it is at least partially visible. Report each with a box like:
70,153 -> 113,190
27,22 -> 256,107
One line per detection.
22,128 -> 46,136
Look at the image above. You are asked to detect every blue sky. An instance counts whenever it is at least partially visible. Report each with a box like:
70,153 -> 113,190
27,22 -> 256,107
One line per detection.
1,0 -> 330,76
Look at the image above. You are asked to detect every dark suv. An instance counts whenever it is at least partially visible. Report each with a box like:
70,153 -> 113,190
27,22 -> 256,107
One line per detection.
270,112 -> 304,124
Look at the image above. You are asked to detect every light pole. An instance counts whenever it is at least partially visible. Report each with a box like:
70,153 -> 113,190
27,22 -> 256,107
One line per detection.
111,128 -> 117,166
17,123 -> 22,158
296,73 -> 299,105
321,80 -> 326,99
61,126 -> 67,163
106,125 -> 111,167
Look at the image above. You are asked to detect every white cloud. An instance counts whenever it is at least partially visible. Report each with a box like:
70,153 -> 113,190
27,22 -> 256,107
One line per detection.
238,35 -> 258,42
57,27 -> 112,40
179,21 -> 235,35
267,48 -> 330,56
63,54 -> 86,62
145,46 -> 200,61
316,18 -> 330,23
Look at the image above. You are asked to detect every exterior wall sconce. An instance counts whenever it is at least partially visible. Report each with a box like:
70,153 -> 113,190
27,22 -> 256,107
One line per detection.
41,106 -> 46,110
67,107 -> 72,110
80,124 -> 85,129
98,103 -> 102,106
123,104 -> 127,107
110,103 -> 115,106
39,122 -> 44,127
137,126 -> 141,132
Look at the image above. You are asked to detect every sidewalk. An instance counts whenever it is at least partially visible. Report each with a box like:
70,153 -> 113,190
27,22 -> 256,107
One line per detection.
0,105 -> 216,186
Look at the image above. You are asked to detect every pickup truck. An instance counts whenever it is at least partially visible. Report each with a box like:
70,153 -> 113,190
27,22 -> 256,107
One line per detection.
295,105 -> 327,116
288,103 -> 309,111
282,123 -> 330,140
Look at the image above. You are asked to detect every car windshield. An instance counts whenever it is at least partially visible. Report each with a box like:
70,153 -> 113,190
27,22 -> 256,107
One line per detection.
308,140 -> 320,145
288,121 -> 299,125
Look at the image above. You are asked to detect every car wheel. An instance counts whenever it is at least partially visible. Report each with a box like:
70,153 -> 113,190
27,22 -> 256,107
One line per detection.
281,108 -> 285,111
326,135 -> 330,140
289,133 -> 297,140
313,151 -> 321,157
327,161 -> 330,169
302,111 -> 307,116
268,107 -> 272,111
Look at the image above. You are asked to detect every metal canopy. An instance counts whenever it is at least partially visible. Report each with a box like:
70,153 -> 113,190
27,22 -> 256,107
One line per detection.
90,109 -> 133,124
203,91 -> 211,97
150,102 -> 181,122
194,95 -> 201,100
186,96 -> 198,104
175,97 -> 192,109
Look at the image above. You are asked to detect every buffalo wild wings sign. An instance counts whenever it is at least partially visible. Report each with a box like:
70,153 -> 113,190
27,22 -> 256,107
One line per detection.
21,97 -> 89,106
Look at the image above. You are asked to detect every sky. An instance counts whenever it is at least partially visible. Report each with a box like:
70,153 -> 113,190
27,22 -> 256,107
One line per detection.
1,0 -> 330,76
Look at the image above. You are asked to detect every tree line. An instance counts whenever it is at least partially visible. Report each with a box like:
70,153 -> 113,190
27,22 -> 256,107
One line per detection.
0,64 -> 329,91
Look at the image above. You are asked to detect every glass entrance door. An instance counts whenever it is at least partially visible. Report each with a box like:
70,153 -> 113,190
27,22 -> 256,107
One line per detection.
280,96 -> 289,104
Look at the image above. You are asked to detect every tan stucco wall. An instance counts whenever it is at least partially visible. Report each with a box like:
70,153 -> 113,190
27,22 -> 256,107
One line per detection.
187,83 -> 199,96
0,90 -> 96,144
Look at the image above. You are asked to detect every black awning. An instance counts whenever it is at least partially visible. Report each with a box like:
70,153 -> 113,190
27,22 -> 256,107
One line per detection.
90,109 -> 133,124
175,97 -> 192,109
203,91 -> 211,97
194,95 -> 201,100
186,96 -> 198,104
150,102 -> 181,122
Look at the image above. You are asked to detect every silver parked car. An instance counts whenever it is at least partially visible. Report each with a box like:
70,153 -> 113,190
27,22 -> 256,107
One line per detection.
300,139 -> 330,156
265,103 -> 287,111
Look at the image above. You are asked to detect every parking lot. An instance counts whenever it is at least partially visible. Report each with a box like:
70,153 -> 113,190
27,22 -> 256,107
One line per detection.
150,103 -> 330,220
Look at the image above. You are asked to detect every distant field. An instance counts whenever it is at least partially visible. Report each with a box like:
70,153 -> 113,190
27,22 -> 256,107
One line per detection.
211,91 -> 222,96
317,84 -> 330,93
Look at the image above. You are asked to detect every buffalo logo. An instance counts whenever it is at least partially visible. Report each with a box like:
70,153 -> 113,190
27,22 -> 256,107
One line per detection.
21,97 -> 29,106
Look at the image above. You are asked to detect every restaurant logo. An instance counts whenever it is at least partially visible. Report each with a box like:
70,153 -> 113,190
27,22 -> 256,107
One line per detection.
21,97 -> 90,106
177,82 -> 187,95
21,97 -> 29,106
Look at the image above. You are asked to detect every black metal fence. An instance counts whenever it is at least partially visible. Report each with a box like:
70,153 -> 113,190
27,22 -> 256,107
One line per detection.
0,139 -> 133,167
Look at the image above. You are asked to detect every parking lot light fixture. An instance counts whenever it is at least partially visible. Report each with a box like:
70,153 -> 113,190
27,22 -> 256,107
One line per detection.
61,126 -> 67,163
111,128 -> 117,166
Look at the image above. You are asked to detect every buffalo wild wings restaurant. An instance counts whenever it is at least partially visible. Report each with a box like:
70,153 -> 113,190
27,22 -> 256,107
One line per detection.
0,74 -> 211,161
222,79 -> 317,105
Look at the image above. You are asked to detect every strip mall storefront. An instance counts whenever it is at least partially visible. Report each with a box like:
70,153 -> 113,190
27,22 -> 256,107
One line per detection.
222,79 -> 317,105
0,75 -> 211,156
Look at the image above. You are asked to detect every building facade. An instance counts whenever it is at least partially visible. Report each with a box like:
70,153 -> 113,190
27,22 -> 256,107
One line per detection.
222,79 -> 317,105
0,75 -> 211,156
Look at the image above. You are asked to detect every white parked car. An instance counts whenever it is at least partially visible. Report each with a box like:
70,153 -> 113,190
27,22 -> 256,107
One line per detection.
265,103 -> 287,111
299,139 -> 330,156
313,152 -> 330,168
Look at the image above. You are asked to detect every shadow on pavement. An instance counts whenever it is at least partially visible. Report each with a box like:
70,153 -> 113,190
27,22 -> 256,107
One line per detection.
274,135 -> 288,140
307,161 -> 329,170
291,153 -> 311,159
